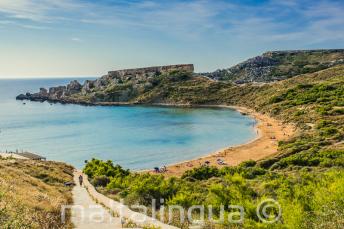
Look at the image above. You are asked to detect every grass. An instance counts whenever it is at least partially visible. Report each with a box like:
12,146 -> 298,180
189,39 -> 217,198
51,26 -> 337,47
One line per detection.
0,158 -> 74,228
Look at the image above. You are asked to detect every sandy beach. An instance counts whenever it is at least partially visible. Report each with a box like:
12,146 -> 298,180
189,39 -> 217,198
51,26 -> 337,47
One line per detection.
150,105 -> 296,177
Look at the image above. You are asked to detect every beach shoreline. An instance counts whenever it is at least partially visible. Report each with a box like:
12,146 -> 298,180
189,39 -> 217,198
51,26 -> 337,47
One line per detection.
144,104 -> 296,177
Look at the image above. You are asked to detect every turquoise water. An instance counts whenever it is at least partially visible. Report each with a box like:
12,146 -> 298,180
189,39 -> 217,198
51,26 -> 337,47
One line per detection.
0,78 -> 257,170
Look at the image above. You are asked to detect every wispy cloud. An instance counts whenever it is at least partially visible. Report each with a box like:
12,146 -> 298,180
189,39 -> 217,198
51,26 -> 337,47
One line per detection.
216,0 -> 344,46
0,0 -> 343,44
0,18 -> 49,29
71,37 -> 82,42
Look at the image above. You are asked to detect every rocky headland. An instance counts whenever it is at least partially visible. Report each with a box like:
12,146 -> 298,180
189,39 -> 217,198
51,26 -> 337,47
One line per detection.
16,64 -> 194,104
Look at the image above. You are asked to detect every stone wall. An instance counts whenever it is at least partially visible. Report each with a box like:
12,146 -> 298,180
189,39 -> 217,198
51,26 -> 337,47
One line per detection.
108,64 -> 194,79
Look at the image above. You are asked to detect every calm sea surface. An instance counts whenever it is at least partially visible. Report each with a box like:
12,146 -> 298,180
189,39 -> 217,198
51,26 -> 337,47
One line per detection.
0,78 -> 257,169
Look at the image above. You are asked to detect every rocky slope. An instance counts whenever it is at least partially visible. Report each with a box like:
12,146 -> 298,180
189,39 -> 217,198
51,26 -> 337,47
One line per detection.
202,49 -> 344,83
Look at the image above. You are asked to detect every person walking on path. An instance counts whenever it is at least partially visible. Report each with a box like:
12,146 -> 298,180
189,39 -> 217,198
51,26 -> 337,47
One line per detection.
72,170 -> 123,228
78,174 -> 83,186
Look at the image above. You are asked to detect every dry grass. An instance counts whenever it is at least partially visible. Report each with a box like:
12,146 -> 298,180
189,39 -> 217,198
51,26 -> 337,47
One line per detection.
0,158 -> 74,228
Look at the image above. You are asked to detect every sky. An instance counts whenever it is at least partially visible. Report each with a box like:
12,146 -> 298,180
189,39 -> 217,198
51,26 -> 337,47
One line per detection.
0,0 -> 343,78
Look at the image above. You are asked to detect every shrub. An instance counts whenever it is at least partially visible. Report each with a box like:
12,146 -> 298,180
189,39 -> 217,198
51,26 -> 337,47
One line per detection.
92,175 -> 110,187
83,158 -> 130,179
181,166 -> 220,180
258,158 -> 279,169
239,160 -> 256,168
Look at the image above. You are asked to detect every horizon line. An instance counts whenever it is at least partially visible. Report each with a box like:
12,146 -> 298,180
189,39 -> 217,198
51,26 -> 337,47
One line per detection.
0,75 -> 98,80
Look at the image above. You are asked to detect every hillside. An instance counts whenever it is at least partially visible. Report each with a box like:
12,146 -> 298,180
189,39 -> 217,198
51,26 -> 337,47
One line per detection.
82,65 -> 344,228
0,158 -> 74,228
202,49 -> 344,83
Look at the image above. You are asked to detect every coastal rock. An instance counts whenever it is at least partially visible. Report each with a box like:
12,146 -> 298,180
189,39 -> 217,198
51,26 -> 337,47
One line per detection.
49,86 -> 66,99
67,80 -> 82,94
94,76 -> 110,89
82,80 -> 95,94
37,88 -> 49,97
16,94 -> 29,100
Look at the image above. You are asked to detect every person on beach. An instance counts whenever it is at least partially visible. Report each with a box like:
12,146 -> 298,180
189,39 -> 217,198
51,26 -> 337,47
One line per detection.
78,175 -> 83,186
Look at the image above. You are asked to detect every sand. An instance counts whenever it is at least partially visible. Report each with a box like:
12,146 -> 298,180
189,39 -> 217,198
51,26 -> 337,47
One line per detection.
152,105 -> 296,177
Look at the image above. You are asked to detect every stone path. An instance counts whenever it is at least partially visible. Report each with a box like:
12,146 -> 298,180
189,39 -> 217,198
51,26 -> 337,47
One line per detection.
71,171 -> 122,229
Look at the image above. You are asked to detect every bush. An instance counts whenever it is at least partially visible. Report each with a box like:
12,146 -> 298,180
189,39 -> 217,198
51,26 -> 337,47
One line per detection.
167,71 -> 191,82
320,127 -> 338,137
239,160 -> 256,168
91,175 -> 110,187
258,158 -> 279,169
181,166 -> 220,180
83,158 -> 130,179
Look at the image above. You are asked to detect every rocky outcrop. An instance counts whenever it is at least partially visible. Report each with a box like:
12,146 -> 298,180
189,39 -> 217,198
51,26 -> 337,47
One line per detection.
203,49 -> 344,83
16,64 -> 194,103
16,93 -> 30,100
66,80 -> 82,95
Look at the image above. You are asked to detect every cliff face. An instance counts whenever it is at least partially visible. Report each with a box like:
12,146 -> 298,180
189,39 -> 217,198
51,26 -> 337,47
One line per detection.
16,64 -> 194,103
203,49 -> 344,83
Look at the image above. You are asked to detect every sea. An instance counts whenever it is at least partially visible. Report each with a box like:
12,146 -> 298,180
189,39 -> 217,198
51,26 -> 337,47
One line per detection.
0,78 -> 257,170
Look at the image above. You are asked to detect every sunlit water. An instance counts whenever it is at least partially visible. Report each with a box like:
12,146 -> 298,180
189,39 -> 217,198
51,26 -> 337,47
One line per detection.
0,78 -> 257,169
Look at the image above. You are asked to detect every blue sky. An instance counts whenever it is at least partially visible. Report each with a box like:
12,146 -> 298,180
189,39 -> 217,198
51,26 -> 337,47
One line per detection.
0,0 -> 343,78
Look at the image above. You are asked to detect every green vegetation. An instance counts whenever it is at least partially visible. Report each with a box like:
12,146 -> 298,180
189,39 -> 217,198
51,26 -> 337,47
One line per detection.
268,50 -> 344,78
83,65 -> 344,228
84,158 -> 130,179
0,159 -> 74,228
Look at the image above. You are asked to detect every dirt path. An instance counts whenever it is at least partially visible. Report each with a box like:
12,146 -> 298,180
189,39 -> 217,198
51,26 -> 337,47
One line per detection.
158,106 -> 296,177
71,171 -> 122,229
